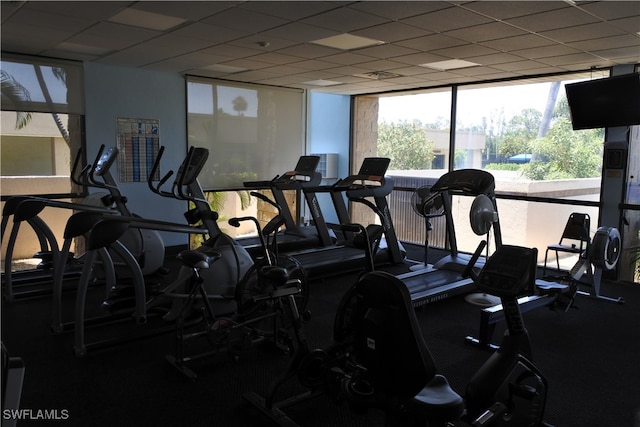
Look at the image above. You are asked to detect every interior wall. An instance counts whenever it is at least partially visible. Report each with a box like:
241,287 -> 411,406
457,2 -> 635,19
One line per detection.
308,92 -> 351,224
83,63 -> 189,247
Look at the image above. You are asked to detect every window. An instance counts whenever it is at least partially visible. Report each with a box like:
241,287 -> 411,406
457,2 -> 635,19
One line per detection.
1,55 -> 85,265
186,76 -> 305,190
354,71 -> 610,259
1,55 -> 84,197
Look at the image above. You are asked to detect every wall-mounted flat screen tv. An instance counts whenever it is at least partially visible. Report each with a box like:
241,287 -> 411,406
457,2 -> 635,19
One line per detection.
565,73 -> 640,130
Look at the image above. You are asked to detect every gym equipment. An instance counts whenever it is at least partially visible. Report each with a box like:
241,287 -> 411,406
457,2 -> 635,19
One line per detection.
243,156 -> 336,253
245,242 -> 550,427
164,213 -> 308,379
149,145 -> 258,316
1,146 -> 166,302
282,157 -> 405,276
1,342 -> 25,427
572,225 -> 623,303
464,194 -> 502,307
398,169 -> 503,307
542,218 -> 622,303
1,152 -> 113,300
65,145 -> 310,359
52,146 -> 213,355
467,226 -> 625,348
409,183 -> 444,271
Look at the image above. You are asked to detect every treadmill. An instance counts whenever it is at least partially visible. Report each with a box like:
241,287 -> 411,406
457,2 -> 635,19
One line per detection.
284,157 -> 406,277
243,156 -> 336,254
398,169 -> 502,306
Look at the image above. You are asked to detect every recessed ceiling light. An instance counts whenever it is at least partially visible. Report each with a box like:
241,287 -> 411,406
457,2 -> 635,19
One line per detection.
109,8 -> 187,31
311,33 -> 384,50
304,79 -> 343,87
420,59 -> 481,71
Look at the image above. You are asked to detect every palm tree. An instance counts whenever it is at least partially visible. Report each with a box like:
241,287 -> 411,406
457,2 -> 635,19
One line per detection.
33,65 -> 70,144
1,69 -> 32,129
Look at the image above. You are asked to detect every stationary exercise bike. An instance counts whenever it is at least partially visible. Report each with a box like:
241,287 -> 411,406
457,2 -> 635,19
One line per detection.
147,147 -> 309,377
246,241 -> 549,426
163,214 -> 309,379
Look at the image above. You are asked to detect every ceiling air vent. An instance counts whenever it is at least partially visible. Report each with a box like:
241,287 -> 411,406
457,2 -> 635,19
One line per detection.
354,71 -> 402,80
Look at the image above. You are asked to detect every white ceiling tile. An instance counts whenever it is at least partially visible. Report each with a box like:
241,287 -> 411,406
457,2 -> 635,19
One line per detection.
353,21 -> 431,43
2,1 -> 638,96
480,34 -> 555,52
170,22 -> 245,44
395,34 -> 466,51
540,22 -> 628,44
401,6 -> 494,33
538,52 -> 604,67
131,1 -> 234,21
275,44 -> 341,60
349,1 -> 451,21
577,1 -> 640,21
301,6 -> 388,33
568,35 -> 640,52
239,1 -> 342,21
445,22 -> 528,43
506,7 -> 599,32
22,1 -> 127,21
200,7 -> 288,33
431,44 -> 500,59
259,22 -> 339,43
355,43 -> 420,60
512,44 -> 583,60
460,1 -> 568,20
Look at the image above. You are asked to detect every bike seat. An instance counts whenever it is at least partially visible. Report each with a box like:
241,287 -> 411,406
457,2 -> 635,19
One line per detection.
178,249 -> 221,270
409,374 -> 464,423
260,265 -> 289,284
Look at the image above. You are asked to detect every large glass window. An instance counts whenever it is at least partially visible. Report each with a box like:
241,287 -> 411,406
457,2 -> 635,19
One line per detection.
356,71 -> 610,260
1,55 -> 84,266
1,55 -> 84,195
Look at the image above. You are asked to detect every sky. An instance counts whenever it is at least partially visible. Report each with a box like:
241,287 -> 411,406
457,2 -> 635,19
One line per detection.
378,82 -> 557,127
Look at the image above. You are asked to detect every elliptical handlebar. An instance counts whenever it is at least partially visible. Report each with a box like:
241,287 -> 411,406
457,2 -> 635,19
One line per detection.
147,146 -> 209,204
148,146 -> 177,198
70,148 -> 90,187
249,191 -> 281,216
228,216 -> 272,265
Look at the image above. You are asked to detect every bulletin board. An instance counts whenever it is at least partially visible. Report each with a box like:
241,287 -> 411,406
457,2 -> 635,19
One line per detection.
116,117 -> 160,182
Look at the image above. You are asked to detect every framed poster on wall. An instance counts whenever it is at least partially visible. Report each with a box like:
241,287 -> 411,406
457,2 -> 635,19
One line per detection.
116,117 -> 160,182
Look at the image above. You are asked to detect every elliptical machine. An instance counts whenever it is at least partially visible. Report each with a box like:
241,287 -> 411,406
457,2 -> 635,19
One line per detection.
149,146 -> 308,317
246,241 -> 550,427
148,146 -> 309,377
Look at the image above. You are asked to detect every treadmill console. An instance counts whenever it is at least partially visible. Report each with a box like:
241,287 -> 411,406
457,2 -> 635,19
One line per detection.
293,156 -> 320,175
478,245 -> 537,297
94,147 -> 118,177
282,156 -> 320,182
176,147 -> 209,185
357,157 -> 390,181
431,169 -> 495,196
337,157 -> 391,188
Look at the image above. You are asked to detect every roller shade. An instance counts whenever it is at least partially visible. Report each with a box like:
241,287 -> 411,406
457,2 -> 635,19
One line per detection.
186,76 -> 305,190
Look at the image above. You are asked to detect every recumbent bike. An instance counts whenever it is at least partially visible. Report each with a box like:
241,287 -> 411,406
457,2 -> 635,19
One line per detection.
245,241 -> 550,426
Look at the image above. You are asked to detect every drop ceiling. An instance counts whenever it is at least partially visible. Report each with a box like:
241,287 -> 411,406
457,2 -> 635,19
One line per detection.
2,1 -> 639,95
